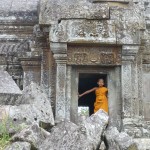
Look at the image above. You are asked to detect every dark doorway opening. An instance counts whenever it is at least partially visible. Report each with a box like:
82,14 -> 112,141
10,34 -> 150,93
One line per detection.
78,73 -> 107,115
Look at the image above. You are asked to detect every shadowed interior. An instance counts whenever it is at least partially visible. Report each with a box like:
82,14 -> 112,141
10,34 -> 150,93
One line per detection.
78,73 -> 107,115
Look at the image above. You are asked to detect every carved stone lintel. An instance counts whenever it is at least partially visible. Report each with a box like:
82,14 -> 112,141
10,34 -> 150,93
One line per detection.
67,46 -> 121,65
50,20 -> 116,43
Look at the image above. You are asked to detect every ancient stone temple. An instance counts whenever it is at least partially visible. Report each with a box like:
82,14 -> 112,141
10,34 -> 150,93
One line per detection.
0,0 -> 150,148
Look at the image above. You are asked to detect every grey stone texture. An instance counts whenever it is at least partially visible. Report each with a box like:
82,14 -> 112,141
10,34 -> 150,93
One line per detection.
123,118 -> 150,138
105,126 -> 138,150
5,109 -> 108,150
39,0 -> 109,25
39,109 -> 108,150
11,124 -> 50,149
5,142 -> 31,150
134,138 -> 150,150
0,0 -> 39,24
0,82 -> 54,134
0,70 -> 22,105
0,70 -> 21,94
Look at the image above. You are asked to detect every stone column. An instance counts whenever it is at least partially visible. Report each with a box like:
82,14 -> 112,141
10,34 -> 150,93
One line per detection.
122,60 -> 132,118
0,54 -> 7,71
20,56 -> 41,87
122,45 -> 139,118
50,43 -> 67,120
41,48 -> 56,112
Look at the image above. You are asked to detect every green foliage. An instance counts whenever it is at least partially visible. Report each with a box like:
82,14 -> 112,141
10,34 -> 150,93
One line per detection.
0,116 -> 27,150
79,107 -> 89,116
0,117 -> 10,150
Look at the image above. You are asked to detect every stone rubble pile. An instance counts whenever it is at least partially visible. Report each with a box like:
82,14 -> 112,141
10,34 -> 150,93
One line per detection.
0,77 -> 138,150
4,109 -> 138,150
104,126 -> 138,150
0,81 -> 54,135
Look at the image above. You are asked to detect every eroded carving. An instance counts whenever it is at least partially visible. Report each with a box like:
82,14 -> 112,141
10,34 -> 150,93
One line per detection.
122,63 -> 132,117
67,46 -> 121,65
50,20 -> 116,43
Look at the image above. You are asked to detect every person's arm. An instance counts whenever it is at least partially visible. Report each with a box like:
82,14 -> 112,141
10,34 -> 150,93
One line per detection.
79,87 -> 97,98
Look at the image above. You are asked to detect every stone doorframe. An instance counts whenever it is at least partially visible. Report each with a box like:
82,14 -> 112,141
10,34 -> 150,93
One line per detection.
50,42 -> 141,126
70,66 -> 122,128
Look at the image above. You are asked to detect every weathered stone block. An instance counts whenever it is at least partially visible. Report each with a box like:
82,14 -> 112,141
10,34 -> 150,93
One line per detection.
50,20 -> 116,44
110,4 -> 145,45
0,70 -> 22,105
134,138 -> 150,150
0,82 -> 54,134
91,0 -> 129,2
123,118 -> 150,138
11,124 -> 50,149
39,109 -> 108,150
0,0 -> 39,24
5,142 -> 31,150
105,126 -> 138,150
39,0 -> 109,24
0,71 -> 22,94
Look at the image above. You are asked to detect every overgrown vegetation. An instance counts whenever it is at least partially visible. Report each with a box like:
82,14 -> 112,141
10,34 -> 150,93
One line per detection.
0,118 -> 10,150
0,116 -> 27,150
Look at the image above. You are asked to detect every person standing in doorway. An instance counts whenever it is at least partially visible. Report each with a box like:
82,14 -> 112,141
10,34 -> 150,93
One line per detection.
78,79 -> 108,113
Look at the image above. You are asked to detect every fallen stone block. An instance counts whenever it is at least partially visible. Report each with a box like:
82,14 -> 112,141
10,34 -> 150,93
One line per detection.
5,142 -> 31,150
0,70 -> 22,105
105,126 -> 138,150
0,82 -> 54,134
134,138 -> 150,150
39,109 -> 108,150
82,109 -> 109,149
11,124 -> 50,149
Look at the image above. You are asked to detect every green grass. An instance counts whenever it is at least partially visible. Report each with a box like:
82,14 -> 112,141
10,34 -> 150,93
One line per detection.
0,118 -> 10,150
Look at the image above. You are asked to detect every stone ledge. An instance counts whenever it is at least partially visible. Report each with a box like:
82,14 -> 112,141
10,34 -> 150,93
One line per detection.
134,138 -> 150,150
0,70 -> 22,94
91,0 -> 129,3
39,0 -> 110,25
0,94 -> 21,105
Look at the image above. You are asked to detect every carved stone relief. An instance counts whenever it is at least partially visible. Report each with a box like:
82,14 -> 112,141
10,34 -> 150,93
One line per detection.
121,63 -> 132,117
142,65 -> 150,120
131,62 -> 139,117
0,55 -> 6,65
50,20 -> 116,43
55,63 -> 67,119
67,46 -> 121,65
143,54 -> 150,64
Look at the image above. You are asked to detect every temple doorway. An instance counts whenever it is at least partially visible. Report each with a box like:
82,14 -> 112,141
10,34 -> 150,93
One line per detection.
78,73 -> 107,115
70,66 -> 122,129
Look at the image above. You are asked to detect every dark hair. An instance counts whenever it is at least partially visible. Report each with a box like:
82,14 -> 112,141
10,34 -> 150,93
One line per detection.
97,78 -> 104,82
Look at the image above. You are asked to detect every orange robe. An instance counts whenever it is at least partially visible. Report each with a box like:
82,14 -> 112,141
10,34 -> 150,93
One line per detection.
94,87 -> 108,113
